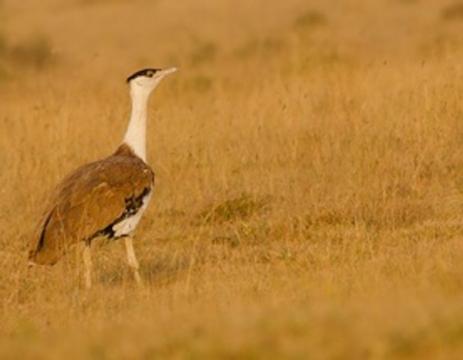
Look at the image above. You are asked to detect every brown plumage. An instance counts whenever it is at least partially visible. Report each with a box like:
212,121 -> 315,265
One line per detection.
28,67 -> 177,288
29,144 -> 154,265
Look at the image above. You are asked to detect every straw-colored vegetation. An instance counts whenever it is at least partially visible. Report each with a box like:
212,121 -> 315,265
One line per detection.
2,0 -> 463,358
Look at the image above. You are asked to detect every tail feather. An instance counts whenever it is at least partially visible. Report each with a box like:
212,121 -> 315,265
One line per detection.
28,210 -> 60,265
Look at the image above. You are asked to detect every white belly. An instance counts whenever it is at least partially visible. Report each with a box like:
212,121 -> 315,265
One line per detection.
113,192 -> 152,237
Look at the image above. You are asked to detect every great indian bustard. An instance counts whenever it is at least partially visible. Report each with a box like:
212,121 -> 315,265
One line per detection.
28,67 -> 177,288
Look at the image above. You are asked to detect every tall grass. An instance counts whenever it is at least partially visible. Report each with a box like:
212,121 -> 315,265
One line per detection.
2,0 -> 463,358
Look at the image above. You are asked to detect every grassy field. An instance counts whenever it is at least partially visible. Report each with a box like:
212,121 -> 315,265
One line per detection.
3,0 -> 463,358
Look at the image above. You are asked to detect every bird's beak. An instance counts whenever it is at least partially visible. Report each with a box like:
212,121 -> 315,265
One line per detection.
159,67 -> 178,76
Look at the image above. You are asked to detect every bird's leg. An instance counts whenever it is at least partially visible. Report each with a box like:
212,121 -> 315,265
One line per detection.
124,236 -> 142,285
83,242 -> 92,289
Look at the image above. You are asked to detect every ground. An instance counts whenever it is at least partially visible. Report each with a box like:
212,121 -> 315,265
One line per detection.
2,0 -> 463,358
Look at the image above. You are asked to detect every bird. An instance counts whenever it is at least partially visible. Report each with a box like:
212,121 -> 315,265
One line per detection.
28,67 -> 177,288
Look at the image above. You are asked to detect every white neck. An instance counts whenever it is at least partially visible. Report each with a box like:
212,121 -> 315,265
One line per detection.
123,88 -> 150,161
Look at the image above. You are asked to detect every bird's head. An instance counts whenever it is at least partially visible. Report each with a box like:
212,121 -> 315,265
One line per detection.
126,67 -> 177,98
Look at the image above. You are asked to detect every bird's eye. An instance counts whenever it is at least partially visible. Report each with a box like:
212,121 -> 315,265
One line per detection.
146,70 -> 155,77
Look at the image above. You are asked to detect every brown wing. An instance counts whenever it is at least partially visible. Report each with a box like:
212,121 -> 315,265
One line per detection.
29,146 -> 154,265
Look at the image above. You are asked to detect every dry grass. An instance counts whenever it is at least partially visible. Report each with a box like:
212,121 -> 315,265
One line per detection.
2,0 -> 463,358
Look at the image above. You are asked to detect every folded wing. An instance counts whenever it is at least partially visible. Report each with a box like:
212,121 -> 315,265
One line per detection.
29,146 -> 154,265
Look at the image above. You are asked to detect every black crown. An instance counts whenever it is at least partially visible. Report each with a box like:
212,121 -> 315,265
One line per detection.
126,68 -> 161,83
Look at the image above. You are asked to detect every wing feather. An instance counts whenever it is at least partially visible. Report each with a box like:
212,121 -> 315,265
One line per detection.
29,150 -> 154,265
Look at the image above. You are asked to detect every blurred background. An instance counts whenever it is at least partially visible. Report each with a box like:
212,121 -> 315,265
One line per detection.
4,0 -> 463,358
1,0 -> 463,84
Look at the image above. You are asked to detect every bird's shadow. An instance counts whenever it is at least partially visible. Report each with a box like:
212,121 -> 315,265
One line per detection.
98,253 -> 192,288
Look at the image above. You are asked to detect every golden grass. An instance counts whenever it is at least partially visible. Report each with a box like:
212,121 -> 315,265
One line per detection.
3,0 -> 463,358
